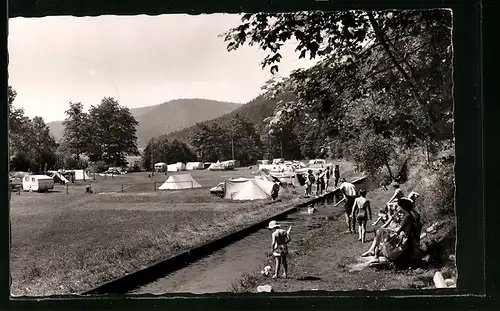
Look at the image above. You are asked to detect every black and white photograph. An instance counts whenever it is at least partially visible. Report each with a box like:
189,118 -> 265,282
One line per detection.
8,9 -> 455,297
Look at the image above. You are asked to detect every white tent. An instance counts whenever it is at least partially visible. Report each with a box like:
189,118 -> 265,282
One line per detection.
158,173 -> 202,190
167,162 -> 186,172
224,178 -> 275,201
47,170 -> 70,184
208,161 -> 226,171
73,169 -> 91,181
186,162 -> 204,170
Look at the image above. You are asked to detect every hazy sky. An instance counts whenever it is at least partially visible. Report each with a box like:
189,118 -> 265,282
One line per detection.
8,14 -> 318,122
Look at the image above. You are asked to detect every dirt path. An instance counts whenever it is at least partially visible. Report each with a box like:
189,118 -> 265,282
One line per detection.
252,212 -> 436,292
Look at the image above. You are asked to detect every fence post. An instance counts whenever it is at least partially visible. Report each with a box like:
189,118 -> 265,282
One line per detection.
18,188 -> 21,195
121,184 -> 124,192
154,182 -> 156,192
66,184 -> 68,194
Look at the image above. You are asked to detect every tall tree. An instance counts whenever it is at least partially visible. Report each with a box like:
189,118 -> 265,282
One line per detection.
226,114 -> 263,165
87,97 -> 139,166
190,122 -> 229,162
61,102 -> 89,161
30,116 -> 58,172
222,10 -> 453,149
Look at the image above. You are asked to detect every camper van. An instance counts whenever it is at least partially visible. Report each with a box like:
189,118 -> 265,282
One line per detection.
22,175 -> 54,192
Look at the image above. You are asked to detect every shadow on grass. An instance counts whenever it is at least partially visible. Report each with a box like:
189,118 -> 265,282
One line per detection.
296,276 -> 322,281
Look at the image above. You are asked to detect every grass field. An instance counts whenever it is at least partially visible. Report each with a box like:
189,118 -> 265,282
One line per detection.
10,168 -> 299,297
10,160 -> 358,297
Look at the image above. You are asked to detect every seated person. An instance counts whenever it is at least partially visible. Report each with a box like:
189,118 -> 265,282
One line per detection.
386,182 -> 405,215
361,198 -> 421,263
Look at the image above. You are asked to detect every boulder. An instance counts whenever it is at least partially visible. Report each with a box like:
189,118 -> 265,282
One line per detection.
257,285 -> 273,293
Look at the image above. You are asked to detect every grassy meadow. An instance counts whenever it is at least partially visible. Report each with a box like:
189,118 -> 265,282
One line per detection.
10,168 -> 297,296
9,160 -> 358,296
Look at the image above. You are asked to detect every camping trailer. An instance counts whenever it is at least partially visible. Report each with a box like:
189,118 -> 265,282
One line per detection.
154,162 -> 167,172
22,175 -> 54,192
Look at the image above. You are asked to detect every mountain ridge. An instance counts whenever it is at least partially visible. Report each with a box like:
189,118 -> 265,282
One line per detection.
47,98 -> 242,148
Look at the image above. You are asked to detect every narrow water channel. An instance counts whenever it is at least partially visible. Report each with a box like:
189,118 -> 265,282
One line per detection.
130,177 -> 377,295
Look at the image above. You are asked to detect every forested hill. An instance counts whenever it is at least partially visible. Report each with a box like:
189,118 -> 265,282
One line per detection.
47,99 -> 242,148
165,95 -> 278,142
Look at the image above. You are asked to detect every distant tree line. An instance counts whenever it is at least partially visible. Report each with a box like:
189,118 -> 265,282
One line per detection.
9,86 -> 140,173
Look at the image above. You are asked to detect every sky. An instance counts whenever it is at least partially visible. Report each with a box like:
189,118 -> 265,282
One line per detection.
8,14 -> 318,123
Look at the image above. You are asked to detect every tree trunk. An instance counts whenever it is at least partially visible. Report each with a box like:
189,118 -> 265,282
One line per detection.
383,154 -> 394,181
366,12 -> 437,139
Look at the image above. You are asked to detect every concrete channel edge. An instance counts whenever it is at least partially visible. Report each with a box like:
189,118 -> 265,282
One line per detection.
81,176 -> 367,295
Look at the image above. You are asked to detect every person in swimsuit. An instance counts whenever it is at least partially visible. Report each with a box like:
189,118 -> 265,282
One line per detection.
351,189 -> 372,243
268,220 -> 291,278
361,198 -> 418,262
386,182 -> 405,216
338,179 -> 358,233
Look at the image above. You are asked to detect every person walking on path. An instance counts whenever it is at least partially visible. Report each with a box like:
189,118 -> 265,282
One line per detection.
337,179 -> 358,233
268,220 -> 291,278
334,164 -> 341,188
351,189 -> 372,243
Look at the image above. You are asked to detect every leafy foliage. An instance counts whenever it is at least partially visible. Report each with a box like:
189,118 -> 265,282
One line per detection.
142,137 -> 197,170
9,86 -> 58,172
61,102 -> 90,161
86,97 -> 140,167
223,9 -> 453,174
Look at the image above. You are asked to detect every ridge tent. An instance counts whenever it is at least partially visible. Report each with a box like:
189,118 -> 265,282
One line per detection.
224,178 -> 275,201
158,173 -> 202,190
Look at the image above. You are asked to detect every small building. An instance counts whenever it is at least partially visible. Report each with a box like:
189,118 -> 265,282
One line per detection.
22,175 -> 54,192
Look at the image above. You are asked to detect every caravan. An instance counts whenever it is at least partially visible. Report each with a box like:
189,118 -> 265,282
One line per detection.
22,175 -> 54,192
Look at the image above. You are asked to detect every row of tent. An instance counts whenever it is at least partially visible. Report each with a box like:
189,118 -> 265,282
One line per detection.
154,160 -> 237,172
156,173 -> 277,201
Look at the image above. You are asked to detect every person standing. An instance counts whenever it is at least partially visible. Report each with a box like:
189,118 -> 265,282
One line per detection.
351,189 -> 372,243
325,166 -> 331,191
338,179 -> 358,233
268,220 -> 291,278
334,164 -> 341,188
317,169 -> 326,196
271,181 -> 280,201
306,169 -> 315,197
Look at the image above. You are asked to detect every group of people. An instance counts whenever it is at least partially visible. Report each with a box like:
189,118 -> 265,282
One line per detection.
304,165 -> 341,197
266,175 -> 424,279
338,180 -> 423,263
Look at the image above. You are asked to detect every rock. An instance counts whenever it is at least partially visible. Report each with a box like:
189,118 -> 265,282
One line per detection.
433,272 -> 447,288
257,285 -> 273,293
444,278 -> 455,287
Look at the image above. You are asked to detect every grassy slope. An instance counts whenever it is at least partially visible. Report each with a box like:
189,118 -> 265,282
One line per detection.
10,169 -> 296,296
47,99 -> 242,147
231,155 -> 457,292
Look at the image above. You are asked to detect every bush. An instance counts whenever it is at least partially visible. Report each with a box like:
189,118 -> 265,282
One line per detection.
128,162 -> 142,173
87,161 -> 109,173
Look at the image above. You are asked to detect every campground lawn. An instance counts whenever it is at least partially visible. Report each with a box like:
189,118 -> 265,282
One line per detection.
10,160 -> 358,296
10,168 -> 298,296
